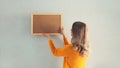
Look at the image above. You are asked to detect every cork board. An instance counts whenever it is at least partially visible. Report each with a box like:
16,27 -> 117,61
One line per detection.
31,14 -> 61,35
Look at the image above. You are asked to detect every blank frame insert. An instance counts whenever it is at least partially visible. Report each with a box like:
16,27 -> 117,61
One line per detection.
31,14 -> 61,35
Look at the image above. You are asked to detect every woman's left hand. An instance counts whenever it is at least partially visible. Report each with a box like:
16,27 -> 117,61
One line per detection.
42,33 -> 51,39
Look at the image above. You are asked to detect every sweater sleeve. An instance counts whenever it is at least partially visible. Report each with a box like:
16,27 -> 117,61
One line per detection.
48,39 -> 69,56
63,37 -> 69,45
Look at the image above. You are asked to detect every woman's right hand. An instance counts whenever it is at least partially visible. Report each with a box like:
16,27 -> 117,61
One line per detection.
61,26 -> 66,38
61,26 -> 64,35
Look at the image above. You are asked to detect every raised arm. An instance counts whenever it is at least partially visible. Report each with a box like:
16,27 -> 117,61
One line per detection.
43,33 -> 69,56
48,39 -> 69,56
61,27 -> 70,45
62,34 -> 69,45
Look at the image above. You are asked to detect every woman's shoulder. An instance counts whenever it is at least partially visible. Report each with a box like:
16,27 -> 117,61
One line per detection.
63,44 -> 72,48
62,44 -> 73,51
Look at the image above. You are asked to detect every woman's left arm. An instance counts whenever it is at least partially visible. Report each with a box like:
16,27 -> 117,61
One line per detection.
43,33 -> 69,56
48,39 -> 69,56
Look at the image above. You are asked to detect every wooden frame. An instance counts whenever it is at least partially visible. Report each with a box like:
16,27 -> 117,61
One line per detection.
31,13 -> 61,35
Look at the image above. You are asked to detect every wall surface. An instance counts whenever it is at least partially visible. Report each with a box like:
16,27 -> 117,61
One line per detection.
0,0 -> 120,68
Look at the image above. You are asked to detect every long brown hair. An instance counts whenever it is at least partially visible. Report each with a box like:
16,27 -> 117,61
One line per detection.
71,21 -> 89,56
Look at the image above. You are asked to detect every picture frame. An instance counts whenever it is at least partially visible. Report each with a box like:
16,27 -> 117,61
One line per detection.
31,13 -> 61,35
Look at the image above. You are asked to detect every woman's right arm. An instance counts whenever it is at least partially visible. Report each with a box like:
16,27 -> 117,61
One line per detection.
61,27 -> 69,45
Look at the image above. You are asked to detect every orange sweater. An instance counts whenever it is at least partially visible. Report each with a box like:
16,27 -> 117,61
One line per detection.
48,37 -> 87,68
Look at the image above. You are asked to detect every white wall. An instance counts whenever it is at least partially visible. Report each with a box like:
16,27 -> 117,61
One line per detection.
0,0 -> 120,68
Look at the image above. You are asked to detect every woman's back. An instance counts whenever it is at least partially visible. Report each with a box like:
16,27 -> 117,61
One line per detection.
48,39 -> 87,68
63,45 -> 87,68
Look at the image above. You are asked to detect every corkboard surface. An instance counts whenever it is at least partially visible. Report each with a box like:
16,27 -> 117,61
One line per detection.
31,14 -> 61,35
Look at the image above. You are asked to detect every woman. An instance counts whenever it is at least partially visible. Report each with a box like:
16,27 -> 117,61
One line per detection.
43,21 -> 90,68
